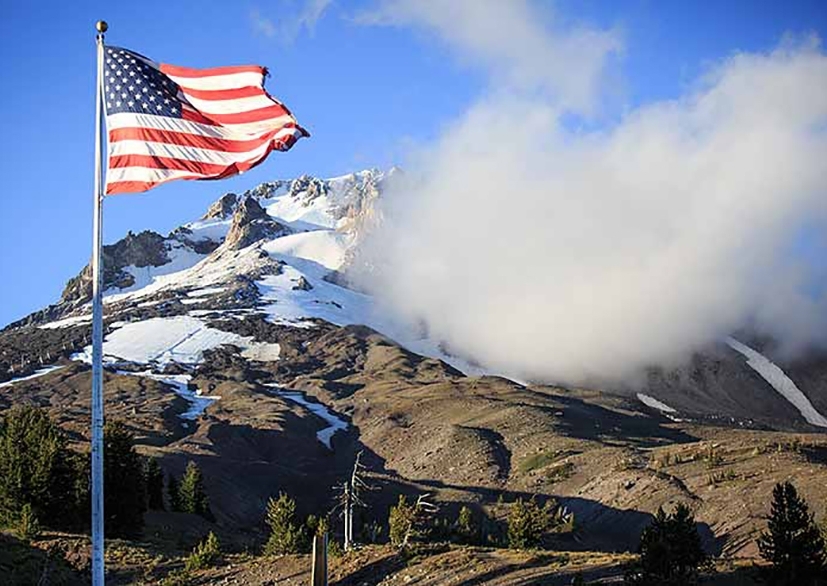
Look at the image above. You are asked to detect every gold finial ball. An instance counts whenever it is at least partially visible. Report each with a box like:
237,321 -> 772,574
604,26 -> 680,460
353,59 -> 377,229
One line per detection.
96,20 -> 108,33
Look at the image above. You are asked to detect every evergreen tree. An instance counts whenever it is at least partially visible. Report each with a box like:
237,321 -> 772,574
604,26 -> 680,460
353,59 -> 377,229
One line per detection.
178,461 -> 213,520
625,503 -> 707,585
167,473 -> 181,512
388,495 -> 416,547
185,531 -> 221,571
758,481 -> 825,586
0,405 -> 78,528
14,503 -> 41,542
145,458 -> 165,511
103,421 -> 147,538
264,492 -> 304,555
455,505 -> 477,544
508,498 -> 552,550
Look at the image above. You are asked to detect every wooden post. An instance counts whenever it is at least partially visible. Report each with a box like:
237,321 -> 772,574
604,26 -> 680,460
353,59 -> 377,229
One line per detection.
311,532 -> 328,586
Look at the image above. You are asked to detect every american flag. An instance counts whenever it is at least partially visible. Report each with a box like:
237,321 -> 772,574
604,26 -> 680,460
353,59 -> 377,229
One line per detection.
103,46 -> 309,195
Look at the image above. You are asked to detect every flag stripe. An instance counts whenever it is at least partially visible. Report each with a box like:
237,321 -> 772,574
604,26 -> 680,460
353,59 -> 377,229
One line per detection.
109,126 -> 291,153
166,71 -> 265,91
105,46 -> 307,195
108,111 -> 305,140
110,131 -> 295,164
178,85 -> 267,101
182,93 -> 281,115
159,63 -> 264,78
190,103 -> 293,125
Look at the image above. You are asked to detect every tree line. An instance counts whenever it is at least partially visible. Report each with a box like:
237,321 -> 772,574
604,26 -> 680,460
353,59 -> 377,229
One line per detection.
4,404 -> 827,585
0,405 -> 213,541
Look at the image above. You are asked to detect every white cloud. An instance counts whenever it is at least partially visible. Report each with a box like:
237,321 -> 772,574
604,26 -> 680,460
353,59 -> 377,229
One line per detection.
251,0 -> 333,43
352,3 -> 827,385
356,0 -> 622,114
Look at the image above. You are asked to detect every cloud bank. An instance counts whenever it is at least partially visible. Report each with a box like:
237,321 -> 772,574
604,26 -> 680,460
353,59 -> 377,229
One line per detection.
354,1 -> 827,385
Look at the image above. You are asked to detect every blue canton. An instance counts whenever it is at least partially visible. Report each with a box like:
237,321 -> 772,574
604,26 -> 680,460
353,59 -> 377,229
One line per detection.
104,47 -> 183,118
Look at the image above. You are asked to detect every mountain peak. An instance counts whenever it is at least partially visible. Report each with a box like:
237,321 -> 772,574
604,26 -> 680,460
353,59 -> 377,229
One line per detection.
222,196 -> 291,250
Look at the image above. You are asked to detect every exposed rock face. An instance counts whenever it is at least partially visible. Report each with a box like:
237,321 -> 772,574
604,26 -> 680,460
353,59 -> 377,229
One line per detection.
293,276 -> 313,291
288,175 -> 329,207
60,230 -> 170,304
222,196 -> 291,250
170,226 -> 222,254
201,192 -> 238,220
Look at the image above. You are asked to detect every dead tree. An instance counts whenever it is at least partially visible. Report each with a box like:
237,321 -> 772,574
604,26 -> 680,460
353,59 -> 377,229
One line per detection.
335,451 -> 375,551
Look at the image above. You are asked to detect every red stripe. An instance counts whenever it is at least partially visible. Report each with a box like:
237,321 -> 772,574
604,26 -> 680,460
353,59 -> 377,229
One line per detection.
159,63 -> 264,78
178,85 -> 264,101
181,107 -> 220,126
108,126 -> 293,153
110,155 -> 228,175
194,104 -> 292,125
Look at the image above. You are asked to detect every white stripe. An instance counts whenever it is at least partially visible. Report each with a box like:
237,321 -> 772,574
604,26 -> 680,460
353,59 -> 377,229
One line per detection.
107,167 -> 199,184
167,71 -> 264,91
107,112 -> 297,139
181,92 -> 277,115
110,138 -> 275,166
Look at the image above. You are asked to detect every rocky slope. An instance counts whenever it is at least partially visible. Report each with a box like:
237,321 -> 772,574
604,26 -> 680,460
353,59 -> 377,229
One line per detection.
2,168 -> 827,578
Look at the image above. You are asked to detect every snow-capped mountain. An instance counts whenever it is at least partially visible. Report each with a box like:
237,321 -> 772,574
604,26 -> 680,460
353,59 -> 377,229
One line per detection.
4,168 -> 827,559
4,167 -> 827,434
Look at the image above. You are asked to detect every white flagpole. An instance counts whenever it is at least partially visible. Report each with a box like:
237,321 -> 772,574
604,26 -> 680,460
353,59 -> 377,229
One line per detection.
91,19 -> 108,586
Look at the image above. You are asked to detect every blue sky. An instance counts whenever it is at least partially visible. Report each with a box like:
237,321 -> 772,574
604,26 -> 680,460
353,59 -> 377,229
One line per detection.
0,0 -> 825,328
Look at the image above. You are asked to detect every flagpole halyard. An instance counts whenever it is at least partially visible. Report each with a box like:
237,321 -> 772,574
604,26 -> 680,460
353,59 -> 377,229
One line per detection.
91,19 -> 108,586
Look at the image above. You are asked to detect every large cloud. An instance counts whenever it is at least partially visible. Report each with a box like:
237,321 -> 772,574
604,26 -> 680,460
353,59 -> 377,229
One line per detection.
354,1 -> 827,385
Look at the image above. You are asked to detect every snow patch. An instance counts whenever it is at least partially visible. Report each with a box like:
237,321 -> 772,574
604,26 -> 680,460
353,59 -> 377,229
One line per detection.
268,387 -> 348,449
40,315 -> 92,329
726,337 -> 827,428
636,393 -> 677,413
263,230 -> 348,272
187,287 -> 226,297
0,365 -> 64,388
118,370 -> 220,420
104,241 -> 207,300
181,218 -> 232,243
72,316 -> 279,366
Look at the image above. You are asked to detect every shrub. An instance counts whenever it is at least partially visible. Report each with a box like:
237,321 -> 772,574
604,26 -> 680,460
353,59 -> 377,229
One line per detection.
264,492 -> 305,555
758,481 -> 825,585
625,503 -> 707,585
185,531 -> 221,572
507,498 -> 553,550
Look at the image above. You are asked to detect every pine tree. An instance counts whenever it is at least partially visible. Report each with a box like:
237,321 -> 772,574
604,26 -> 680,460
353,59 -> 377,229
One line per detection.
104,421 -> 147,538
388,495 -> 416,547
167,473 -> 181,512
625,503 -> 707,585
508,498 -> 551,550
178,461 -> 213,521
14,503 -> 41,542
758,481 -> 825,586
264,492 -> 305,555
0,405 -> 78,528
455,505 -> 476,544
145,458 -> 165,511
185,531 -> 221,571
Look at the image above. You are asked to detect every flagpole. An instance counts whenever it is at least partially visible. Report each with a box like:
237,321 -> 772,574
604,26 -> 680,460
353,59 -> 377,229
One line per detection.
91,19 -> 108,586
